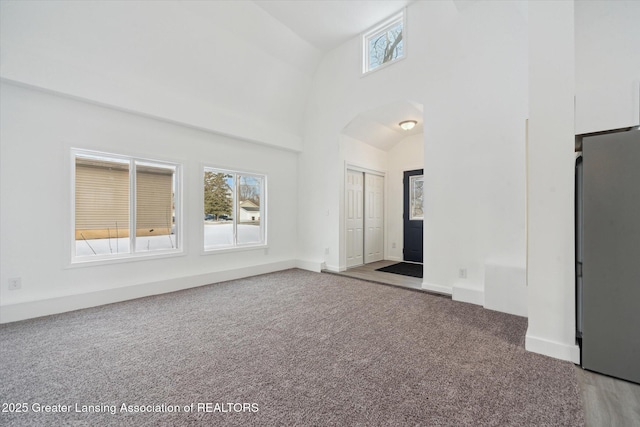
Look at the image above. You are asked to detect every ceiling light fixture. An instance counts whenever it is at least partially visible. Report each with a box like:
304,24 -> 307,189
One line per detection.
399,120 -> 417,131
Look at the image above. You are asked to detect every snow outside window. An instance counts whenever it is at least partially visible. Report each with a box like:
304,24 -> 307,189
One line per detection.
203,167 -> 266,251
72,149 -> 181,263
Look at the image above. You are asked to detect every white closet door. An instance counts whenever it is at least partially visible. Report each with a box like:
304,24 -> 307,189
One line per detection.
346,170 -> 364,267
364,173 -> 384,264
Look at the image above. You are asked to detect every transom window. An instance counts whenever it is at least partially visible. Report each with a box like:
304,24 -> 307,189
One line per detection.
72,149 -> 181,263
363,11 -> 405,74
203,167 -> 266,250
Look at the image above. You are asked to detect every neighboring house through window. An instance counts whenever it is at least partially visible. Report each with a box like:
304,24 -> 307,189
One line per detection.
363,10 -> 405,74
203,167 -> 266,250
72,149 -> 181,262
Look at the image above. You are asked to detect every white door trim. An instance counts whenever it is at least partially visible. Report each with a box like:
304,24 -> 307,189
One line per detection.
344,163 -> 386,269
346,169 -> 364,267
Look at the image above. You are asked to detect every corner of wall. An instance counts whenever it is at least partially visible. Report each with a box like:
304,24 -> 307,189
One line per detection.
525,329 -> 580,364
295,259 -> 325,273
483,263 -> 527,317
451,281 -> 484,306
421,281 -> 452,296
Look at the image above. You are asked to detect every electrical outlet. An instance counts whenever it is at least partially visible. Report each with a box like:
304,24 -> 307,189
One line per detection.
8,277 -> 21,290
325,247 -> 330,255
392,242 -> 396,249
459,268 -> 467,279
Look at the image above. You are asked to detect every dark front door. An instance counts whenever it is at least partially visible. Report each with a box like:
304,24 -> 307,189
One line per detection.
403,169 -> 424,263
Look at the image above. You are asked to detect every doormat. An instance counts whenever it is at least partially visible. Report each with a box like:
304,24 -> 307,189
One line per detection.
376,262 -> 423,278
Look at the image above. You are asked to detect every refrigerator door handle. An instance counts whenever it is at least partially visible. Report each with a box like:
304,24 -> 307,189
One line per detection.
576,262 -> 582,277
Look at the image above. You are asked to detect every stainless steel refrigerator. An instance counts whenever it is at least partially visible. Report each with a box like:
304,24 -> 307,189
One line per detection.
576,129 -> 640,384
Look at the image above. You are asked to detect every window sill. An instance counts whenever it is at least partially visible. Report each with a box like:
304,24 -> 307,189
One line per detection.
361,55 -> 406,77
67,249 -> 185,269
202,243 -> 268,256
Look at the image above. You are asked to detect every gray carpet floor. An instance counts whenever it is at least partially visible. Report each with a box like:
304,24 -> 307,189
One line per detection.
0,269 -> 584,426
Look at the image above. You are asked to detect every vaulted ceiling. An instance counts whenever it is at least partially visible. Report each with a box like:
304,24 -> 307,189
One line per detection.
254,0 -> 413,51
252,1 -> 498,53
342,101 -> 424,151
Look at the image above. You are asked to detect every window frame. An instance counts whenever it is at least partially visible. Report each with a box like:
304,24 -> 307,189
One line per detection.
202,166 -> 267,253
70,148 -> 183,265
362,10 -> 406,75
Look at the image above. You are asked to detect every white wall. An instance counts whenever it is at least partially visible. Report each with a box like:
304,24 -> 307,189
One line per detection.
387,134 -> 424,261
0,0 -> 321,151
342,135 -> 388,173
575,1 -> 640,133
0,82 -> 299,322
0,0 -> 310,322
299,1 -> 528,293
526,1 -> 579,362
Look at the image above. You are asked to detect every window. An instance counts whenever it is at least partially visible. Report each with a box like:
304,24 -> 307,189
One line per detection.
409,175 -> 424,220
363,11 -> 405,74
72,150 -> 180,262
203,167 -> 266,251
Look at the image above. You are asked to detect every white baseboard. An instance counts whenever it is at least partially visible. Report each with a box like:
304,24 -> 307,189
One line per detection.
525,331 -> 580,363
421,281 -> 452,296
295,259 -> 325,273
0,260 -> 296,324
385,256 -> 403,262
323,264 -> 342,272
452,281 -> 484,306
